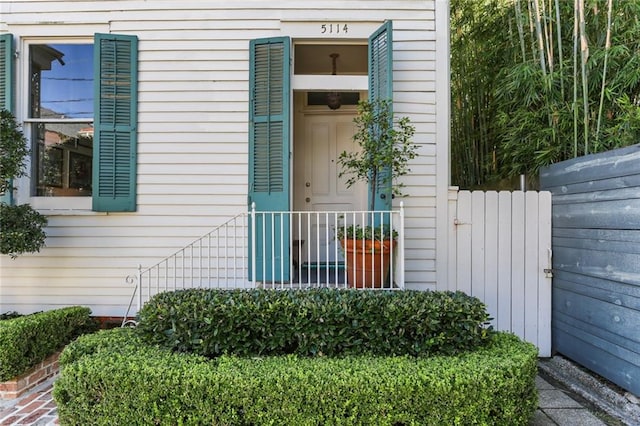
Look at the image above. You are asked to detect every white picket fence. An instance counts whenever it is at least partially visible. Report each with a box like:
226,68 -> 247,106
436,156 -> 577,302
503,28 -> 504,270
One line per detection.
447,190 -> 552,357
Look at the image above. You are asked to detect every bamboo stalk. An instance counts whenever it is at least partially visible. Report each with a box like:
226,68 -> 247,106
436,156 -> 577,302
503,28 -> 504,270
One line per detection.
578,0 -> 589,155
595,0 -> 613,147
572,0 -> 579,157
515,0 -> 527,62
532,0 -> 548,76
555,0 -> 565,99
541,0 -> 553,72
527,0 -> 538,61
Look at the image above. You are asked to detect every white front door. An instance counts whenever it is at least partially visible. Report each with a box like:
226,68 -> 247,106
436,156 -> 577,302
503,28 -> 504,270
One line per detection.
304,113 -> 365,212
294,110 -> 366,263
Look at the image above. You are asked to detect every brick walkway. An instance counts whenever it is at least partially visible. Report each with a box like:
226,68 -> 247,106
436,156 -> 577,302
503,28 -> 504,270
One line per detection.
0,378 -> 58,426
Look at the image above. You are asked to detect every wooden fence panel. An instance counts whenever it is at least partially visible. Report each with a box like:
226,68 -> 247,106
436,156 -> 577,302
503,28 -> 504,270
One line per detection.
540,143 -> 640,396
448,190 -> 552,356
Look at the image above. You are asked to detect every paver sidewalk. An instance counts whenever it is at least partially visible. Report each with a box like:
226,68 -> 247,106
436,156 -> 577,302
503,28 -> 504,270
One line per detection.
532,375 -> 610,426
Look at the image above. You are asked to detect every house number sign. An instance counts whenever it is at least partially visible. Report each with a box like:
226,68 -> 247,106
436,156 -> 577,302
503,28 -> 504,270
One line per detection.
320,23 -> 348,34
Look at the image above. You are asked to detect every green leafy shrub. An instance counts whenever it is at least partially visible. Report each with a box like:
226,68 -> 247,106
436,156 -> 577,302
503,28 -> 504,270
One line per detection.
0,311 -> 23,320
137,289 -> 492,358
54,331 -> 538,425
0,109 -> 30,194
1,109 -> 48,258
0,306 -> 97,380
0,203 -> 48,258
58,327 -> 144,367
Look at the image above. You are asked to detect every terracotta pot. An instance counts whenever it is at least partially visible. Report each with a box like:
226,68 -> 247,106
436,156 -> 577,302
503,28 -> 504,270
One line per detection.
340,238 -> 394,288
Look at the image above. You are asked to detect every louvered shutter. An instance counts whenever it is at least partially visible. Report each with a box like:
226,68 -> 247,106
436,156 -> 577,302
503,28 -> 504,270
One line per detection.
248,37 -> 291,282
92,33 -> 138,212
0,33 -> 13,112
1,33 -> 15,205
368,21 -> 394,212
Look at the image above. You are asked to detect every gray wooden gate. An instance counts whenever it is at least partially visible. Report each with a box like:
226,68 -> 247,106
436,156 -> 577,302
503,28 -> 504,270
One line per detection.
540,144 -> 640,396
447,190 -> 552,357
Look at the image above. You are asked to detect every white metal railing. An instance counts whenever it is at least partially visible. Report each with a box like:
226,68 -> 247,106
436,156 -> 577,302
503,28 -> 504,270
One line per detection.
122,204 -> 405,323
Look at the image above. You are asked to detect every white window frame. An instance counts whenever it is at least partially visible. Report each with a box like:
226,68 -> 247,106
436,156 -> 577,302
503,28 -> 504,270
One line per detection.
19,37 -> 95,213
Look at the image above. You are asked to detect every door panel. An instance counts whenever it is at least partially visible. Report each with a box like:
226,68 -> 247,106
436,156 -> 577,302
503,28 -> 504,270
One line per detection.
299,113 -> 366,263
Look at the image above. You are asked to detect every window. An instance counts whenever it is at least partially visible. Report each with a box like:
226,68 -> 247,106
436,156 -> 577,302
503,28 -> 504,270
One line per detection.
29,43 -> 94,197
2,33 -> 139,211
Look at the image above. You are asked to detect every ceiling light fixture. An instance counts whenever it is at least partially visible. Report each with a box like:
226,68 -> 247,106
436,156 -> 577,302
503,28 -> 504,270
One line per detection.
326,53 -> 341,110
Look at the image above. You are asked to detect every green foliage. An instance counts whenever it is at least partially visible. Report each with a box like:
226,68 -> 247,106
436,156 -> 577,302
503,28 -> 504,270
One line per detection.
338,99 -> 417,211
336,222 -> 397,242
451,0 -> 640,187
54,331 -> 538,426
0,109 -> 29,194
58,327 -> 146,367
136,289 -> 492,358
0,109 -> 47,258
0,306 -> 96,381
451,0 -> 511,188
0,311 -> 23,320
0,203 -> 48,258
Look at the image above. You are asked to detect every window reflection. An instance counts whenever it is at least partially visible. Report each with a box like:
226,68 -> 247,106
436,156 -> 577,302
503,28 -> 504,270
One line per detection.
34,123 -> 93,196
30,44 -> 94,119
29,43 -> 94,197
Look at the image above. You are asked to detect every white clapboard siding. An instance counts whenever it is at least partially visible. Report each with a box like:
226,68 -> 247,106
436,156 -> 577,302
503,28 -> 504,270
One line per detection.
0,0 -> 442,316
447,191 -> 552,356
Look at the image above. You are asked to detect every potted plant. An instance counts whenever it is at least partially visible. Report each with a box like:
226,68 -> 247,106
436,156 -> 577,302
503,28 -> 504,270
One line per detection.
337,98 -> 417,288
0,109 -> 47,259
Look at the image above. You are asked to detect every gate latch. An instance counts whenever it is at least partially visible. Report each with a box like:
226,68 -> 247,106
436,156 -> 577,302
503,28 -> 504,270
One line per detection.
544,248 -> 553,278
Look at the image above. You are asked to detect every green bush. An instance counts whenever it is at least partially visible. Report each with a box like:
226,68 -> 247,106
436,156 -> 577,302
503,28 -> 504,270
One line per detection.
0,311 -> 24,320
0,306 -> 96,380
1,109 -> 48,258
54,331 -> 538,426
58,327 -> 143,367
137,289 -> 492,358
0,203 -> 48,258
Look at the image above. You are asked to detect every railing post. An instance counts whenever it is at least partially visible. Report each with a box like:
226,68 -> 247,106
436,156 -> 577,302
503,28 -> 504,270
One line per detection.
251,202 -> 257,288
398,202 -> 405,289
137,264 -> 142,311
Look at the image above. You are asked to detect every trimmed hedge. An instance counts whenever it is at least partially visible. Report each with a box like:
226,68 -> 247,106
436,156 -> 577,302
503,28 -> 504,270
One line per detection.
137,289 -> 492,357
0,306 -> 96,381
58,327 -> 146,366
54,329 -> 538,425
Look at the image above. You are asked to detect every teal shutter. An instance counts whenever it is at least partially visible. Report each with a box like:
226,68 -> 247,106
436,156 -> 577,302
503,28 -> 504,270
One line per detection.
0,33 -> 13,112
368,21 -> 393,213
92,33 -> 138,212
248,37 -> 291,282
1,33 -> 15,205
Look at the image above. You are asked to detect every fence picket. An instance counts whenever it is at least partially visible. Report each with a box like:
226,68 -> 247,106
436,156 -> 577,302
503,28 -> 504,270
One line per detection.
484,191 -> 499,330
524,192 -> 540,346
538,192 -> 552,357
471,191 -> 486,302
497,192 -> 512,332
456,192 -> 473,295
511,191 -> 526,339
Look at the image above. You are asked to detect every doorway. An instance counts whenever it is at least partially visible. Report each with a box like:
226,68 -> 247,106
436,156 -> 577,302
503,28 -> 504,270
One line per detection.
293,92 -> 366,266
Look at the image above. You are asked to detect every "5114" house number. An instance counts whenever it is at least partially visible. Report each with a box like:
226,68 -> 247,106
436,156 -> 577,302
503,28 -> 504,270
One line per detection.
320,23 -> 348,34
